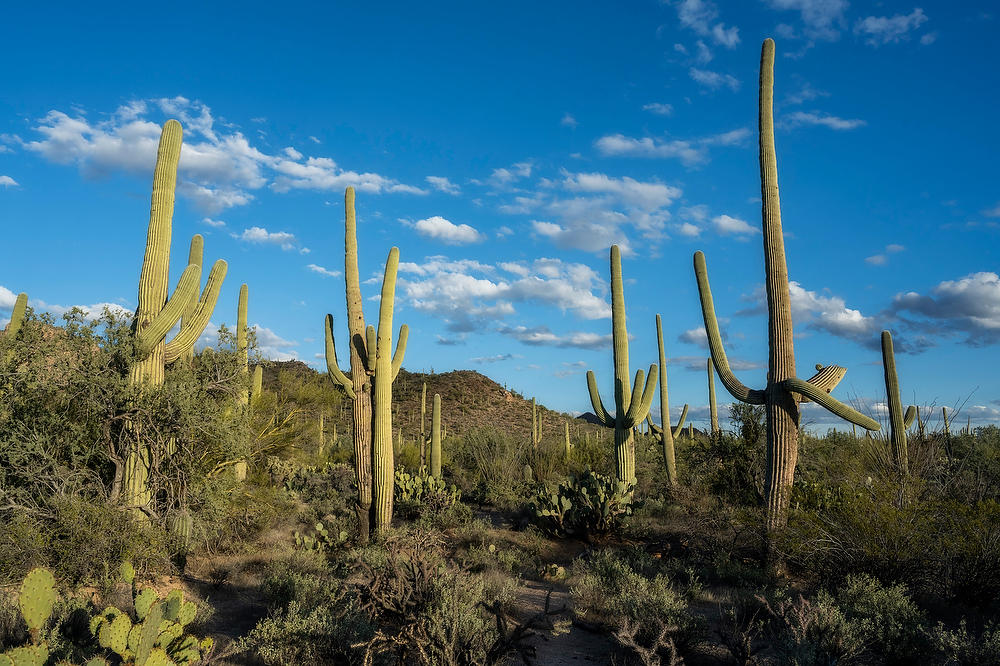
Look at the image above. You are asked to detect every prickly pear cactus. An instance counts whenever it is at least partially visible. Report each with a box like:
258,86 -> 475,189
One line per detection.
18,568 -> 57,641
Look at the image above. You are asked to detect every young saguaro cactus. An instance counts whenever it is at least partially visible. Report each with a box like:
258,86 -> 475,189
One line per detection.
430,393 -> 442,478
2,292 -> 27,340
236,283 -> 250,408
692,40 -> 880,540
531,397 -> 541,449
125,120 -> 227,510
649,314 -> 681,485
881,330 -> 917,475
708,357 -> 720,436
586,245 -> 658,485
326,236 -> 408,537
420,381 -> 428,467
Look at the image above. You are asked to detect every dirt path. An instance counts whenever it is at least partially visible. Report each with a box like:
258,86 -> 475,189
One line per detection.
512,580 -> 614,665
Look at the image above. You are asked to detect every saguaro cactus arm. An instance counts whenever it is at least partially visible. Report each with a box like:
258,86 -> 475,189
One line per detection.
163,258 -> 227,363
135,264 -> 201,355
586,371 -> 615,427
673,404 -> 690,439
364,326 -> 377,373
390,324 -> 408,381
882,330 -> 909,472
622,366 -> 658,427
694,251 -> 879,430
903,405 -> 917,429
325,314 -> 357,400
799,364 -> 847,401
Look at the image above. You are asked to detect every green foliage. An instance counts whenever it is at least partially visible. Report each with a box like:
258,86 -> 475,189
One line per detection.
393,467 -> 461,519
571,549 -> 706,659
451,427 -> 533,508
293,521 -> 349,554
529,469 -> 633,539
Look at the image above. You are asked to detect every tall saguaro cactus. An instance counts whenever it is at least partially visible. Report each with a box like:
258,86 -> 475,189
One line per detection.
125,120 -> 227,510
564,421 -> 571,461
881,330 -> 916,475
420,382 -> 428,467
708,357 -> 719,436
586,245 -> 658,484
326,234 -> 407,537
692,40 -> 880,540
430,393 -> 442,478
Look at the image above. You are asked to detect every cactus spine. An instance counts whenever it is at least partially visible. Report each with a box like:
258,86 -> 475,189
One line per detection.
586,245 -> 658,485
125,120 -> 227,510
692,41 -> 880,542
881,330 -> 915,475
708,357 -> 719,436
430,393 -> 442,478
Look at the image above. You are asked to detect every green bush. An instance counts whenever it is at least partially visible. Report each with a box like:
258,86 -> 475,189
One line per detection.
529,469 -> 633,539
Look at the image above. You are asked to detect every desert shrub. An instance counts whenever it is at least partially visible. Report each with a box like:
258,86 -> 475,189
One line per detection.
193,479 -> 288,555
454,428 -> 532,508
571,549 -> 706,660
568,430 -> 613,475
834,574 -> 927,662
280,461 -> 356,520
684,431 -> 764,507
926,620 -> 1000,665
758,589 -> 866,665
529,469 -> 633,539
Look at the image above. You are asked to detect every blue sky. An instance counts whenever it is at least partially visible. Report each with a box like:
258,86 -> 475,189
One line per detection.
1,1 -> 998,429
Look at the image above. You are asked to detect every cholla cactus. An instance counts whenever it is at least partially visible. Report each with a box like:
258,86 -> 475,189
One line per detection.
691,40 -> 880,540
124,120 -> 227,511
586,246 -> 658,484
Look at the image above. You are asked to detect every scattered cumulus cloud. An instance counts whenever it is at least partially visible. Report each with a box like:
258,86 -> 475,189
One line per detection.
865,244 -> 905,266
689,67 -> 740,92
0,175 -> 18,188
674,0 -> 741,47
425,176 -> 460,195
412,216 -> 484,245
235,226 -> 299,251
306,264 -> 341,278
784,111 -> 866,130
594,127 -> 747,167
893,272 -> 1000,346
560,113 -> 578,128
642,103 -> 674,116
201,217 -> 226,228
854,8 -> 929,46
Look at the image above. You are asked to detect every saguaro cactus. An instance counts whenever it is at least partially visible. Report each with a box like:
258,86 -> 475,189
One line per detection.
586,245 -> 658,484
236,283 -> 250,408
564,421 -> 571,461
420,381 -> 428,467
881,330 -> 917,475
692,40 -> 880,540
2,292 -> 27,339
708,357 -> 719,436
650,314 -> 681,485
326,243 -> 407,536
430,393 -> 442,478
125,120 -> 227,510
531,397 -> 541,449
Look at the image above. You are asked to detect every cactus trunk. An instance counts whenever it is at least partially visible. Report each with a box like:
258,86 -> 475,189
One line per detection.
564,421 -> 571,461
655,314 -> 678,485
420,382 -> 427,467
237,283 -> 249,408
881,330 -> 909,474
708,357 -> 719,436
430,393 -> 442,478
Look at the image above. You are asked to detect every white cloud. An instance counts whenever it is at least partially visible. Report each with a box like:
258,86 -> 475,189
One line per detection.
0,286 -> 21,309
678,327 -> 710,348
595,134 -> 706,166
764,0 -> 849,41
642,103 -> 674,116
470,353 -> 521,364
20,98 -> 423,214
306,264 -> 341,277
560,113 -> 578,128
785,83 -> 830,106
413,216 -> 483,245
920,32 -> 938,45
893,272 -> 1000,346
674,0 -> 741,47
498,325 -> 612,350
712,214 -> 758,236
251,324 -> 299,361
689,68 -> 740,91
854,9 -> 929,46
398,255 -> 610,334
235,226 -> 298,251
0,175 -> 18,188
866,243 -> 905,266
982,202 -> 1000,218
201,217 -> 226,228
425,175 -> 460,195
784,111 -> 866,130
487,161 -> 533,188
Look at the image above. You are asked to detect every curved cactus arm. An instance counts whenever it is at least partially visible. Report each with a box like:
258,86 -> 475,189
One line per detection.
672,404 -> 690,439
903,405 -> 917,429
586,370 -> 615,427
250,364 -> 263,406
646,414 -> 663,436
623,365 -> 658,427
163,259 -> 227,363
693,251 -> 766,405
780,377 -> 881,431
136,264 -> 200,355
3,292 -> 27,338
391,323 -> 408,381
799,364 -> 847,403
363,325 -> 377,373
324,314 -> 356,399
